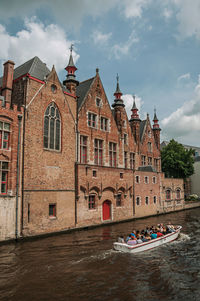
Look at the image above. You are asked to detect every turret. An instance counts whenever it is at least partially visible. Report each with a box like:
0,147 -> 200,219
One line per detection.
129,95 -> 141,144
112,74 -> 125,132
63,44 -> 79,95
152,108 -> 161,150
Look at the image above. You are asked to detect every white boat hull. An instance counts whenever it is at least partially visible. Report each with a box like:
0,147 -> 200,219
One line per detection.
113,226 -> 182,253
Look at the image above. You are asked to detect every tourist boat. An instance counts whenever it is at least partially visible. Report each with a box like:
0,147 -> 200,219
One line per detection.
113,226 -> 182,253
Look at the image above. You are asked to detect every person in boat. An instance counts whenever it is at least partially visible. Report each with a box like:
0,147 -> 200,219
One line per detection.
118,236 -> 125,243
131,230 -> 136,238
145,233 -> 151,240
136,234 -> 143,244
125,234 -> 132,243
167,222 -> 175,232
150,230 -> 157,239
141,234 -> 149,242
127,236 -> 137,245
156,230 -> 163,238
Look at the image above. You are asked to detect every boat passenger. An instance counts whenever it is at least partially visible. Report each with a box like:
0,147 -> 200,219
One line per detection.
136,234 -> 143,244
130,230 -> 136,238
118,236 -> 125,243
141,235 -> 148,242
150,231 -> 157,239
156,231 -> 163,238
127,236 -> 137,245
125,234 -> 132,243
145,233 -> 151,240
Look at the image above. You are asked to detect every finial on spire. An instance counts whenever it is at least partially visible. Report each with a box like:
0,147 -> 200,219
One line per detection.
130,94 -> 140,120
70,44 -> 74,54
153,107 -> 160,129
116,73 -> 119,83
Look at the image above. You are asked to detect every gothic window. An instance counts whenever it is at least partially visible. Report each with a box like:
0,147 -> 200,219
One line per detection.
80,136 -> 87,163
145,196 -> 149,205
153,196 -> 157,204
148,142 -> 152,152
0,121 -> 10,150
166,189 -> 171,200
141,155 -> 146,166
136,196 -> 141,206
44,102 -> 61,151
0,161 -> 9,194
109,142 -> 117,167
148,157 -> 152,166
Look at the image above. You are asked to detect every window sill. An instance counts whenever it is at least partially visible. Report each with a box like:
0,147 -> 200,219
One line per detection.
49,216 -> 57,220
44,148 -> 61,153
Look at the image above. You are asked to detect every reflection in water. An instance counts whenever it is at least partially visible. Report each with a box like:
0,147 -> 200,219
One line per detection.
0,208 -> 200,301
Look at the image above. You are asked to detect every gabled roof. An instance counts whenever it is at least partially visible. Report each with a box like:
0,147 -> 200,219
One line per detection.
0,57 -> 50,86
76,77 -> 95,110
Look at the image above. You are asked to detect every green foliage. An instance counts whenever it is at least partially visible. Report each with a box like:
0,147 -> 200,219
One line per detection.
161,139 -> 194,179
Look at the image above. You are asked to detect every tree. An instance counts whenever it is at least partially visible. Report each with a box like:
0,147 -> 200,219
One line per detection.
161,139 -> 194,179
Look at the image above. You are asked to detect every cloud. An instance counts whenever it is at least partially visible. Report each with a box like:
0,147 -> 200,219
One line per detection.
122,0 -> 152,18
170,0 -> 200,40
122,94 -> 143,119
112,31 -> 139,59
177,73 -> 191,82
161,75 -> 200,144
0,18 -> 79,74
163,8 -> 173,19
92,30 -> 112,45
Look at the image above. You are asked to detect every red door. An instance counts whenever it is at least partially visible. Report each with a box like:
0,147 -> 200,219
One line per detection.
103,200 -> 111,221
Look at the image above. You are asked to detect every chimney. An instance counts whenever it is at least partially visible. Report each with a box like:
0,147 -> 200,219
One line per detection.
2,60 -> 15,103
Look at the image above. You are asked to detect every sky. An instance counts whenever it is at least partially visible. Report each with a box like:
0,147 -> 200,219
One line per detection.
0,0 -> 200,146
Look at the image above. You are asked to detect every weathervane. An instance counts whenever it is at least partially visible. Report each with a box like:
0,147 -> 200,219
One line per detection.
116,73 -> 119,83
70,44 -> 74,54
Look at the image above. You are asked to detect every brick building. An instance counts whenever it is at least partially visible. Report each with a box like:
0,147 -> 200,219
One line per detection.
0,51 -> 184,241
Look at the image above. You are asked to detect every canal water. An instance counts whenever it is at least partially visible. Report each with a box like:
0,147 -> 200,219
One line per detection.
0,208 -> 200,301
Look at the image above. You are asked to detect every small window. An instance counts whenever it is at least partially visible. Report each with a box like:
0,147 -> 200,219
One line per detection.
88,112 -> 97,128
51,84 -> 57,93
0,121 -> 10,150
124,151 -> 128,168
148,131 -> 151,138
176,189 -> 181,200
153,196 -> 157,204
145,197 -> 149,205
88,195 -> 95,209
94,139 -> 103,165
92,170 -> 97,177
148,157 -> 152,166
100,117 -> 108,131
166,189 -> 171,200
130,153 -> 135,169
0,161 -> 8,194
96,98 -> 101,107
152,176 -> 156,184
49,204 -> 56,217
141,155 -> 146,166
80,136 -> 87,163
136,196 -> 140,206
148,142 -> 152,152
109,142 -> 117,167
135,175 -> 140,183
120,172 -> 123,179
124,134 -> 128,145
144,176 -> 149,184
116,194 -> 122,207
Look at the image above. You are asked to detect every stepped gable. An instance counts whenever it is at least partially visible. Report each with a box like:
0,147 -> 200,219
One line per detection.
0,57 -> 50,86
140,119 -> 147,141
76,77 -> 95,111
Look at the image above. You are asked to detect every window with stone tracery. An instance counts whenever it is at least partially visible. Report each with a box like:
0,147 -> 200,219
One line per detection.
44,102 -> 61,151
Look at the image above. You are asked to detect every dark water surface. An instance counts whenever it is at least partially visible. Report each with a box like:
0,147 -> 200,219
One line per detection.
0,208 -> 200,301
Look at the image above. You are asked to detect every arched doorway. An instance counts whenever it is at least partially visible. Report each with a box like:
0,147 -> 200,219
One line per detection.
102,200 -> 112,221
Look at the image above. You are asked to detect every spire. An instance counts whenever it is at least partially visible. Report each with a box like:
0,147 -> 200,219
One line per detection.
63,44 -> 79,94
112,74 -> 124,108
65,44 -> 77,80
153,108 -> 160,129
130,95 -> 140,121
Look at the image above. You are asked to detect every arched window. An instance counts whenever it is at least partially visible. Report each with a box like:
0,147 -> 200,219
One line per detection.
176,188 -> 181,200
44,102 -> 61,151
166,189 -> 171,200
